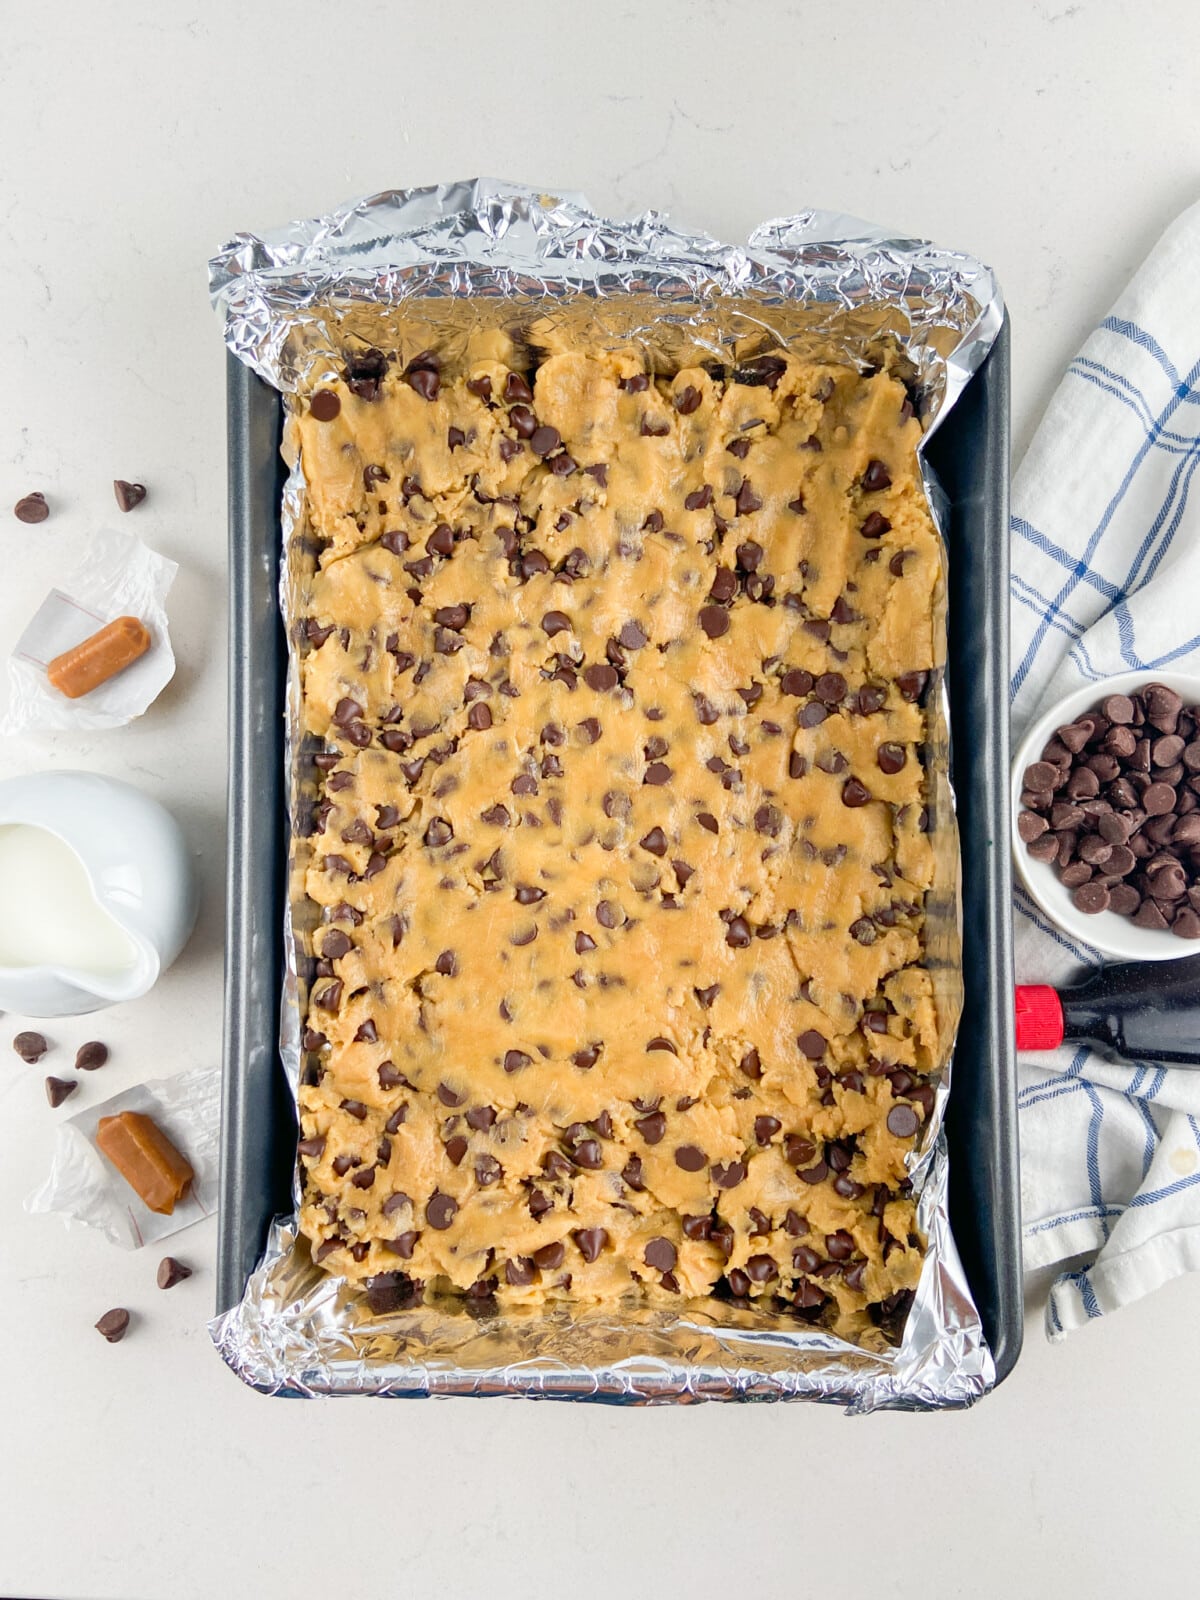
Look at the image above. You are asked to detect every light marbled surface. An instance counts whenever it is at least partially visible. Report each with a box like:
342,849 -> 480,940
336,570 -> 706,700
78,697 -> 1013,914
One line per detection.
1,3 -> 1197,1596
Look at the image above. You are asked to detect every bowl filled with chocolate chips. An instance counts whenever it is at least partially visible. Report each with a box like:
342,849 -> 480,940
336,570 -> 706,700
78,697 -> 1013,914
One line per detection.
1012,671 -> 1200,959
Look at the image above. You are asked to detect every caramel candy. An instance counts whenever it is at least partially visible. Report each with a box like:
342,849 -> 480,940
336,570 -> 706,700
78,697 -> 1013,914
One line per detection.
47,615 -> 150,699
96,1111 -> 193,1215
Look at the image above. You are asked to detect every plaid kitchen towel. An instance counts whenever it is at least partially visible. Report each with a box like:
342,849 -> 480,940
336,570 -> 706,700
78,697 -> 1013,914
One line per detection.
1012,198 -> 1200,1339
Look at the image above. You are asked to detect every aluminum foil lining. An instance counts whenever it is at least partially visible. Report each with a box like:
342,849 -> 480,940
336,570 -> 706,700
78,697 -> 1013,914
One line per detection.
208,179 -> 1003,1411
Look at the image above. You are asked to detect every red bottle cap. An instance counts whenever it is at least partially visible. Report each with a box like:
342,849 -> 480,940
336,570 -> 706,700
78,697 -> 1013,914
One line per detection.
1015,985 -> 1065,1051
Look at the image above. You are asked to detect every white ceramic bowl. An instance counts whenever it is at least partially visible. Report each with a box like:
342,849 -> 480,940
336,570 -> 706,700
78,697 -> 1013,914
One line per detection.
1011,670 -> 1200,961
0,771 -> 198,1016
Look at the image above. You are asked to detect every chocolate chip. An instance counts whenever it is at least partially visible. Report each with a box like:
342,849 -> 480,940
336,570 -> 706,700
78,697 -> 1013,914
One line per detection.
644,1237 -> 677,1272
503,1049 -> 531,1074
596,900 -> 623,929
734,479 -> 762,516
114,479 -> 147,513
799,702 -> 828,729
1133,898 -> 1170,930
897,671 -> 929,703
1073,881 -> 1111,914
1145,683 -> 1183,730
498,370 -> 531,406
1017,810 -> 1049,843
45,1076 -> 76,1108
504,1255 -> 535,1286
638,826 -> 669,857
793,1243 -> 823,1274
426,1192 -> 457,1230
860,511 -> 891,539
14,1031 -> 48,1063
886,1104 -> 920,1138
712,1161 -> 746,1188
1107,883 -> 1141,916
583,663 -> 619,692
754,1115 -> 782,1144
743,1254 -> 778,1285
95,1308 -> 130,1343
793,1032 -> 829,1066
674,1144 -> 707,1171
155,1256 -> 192,1291
700,605 -> 730,639
1101,693 -> 1135,724
405,365 -> 439,401
540,608 -> 572,640
842,778 -> 871,807
725,915 -> 752,948
309,390 -> 341,420
13,488 -> 51,525
814,672 -> 847,705
532,1240 -> 566,1272
424,817 -> 453,847
776,668 -> 812,700
754,805 -> 782,837
444,1136 -> 468,1167
71,1040 -> 108,1073
1143,782 -> 1177,816
1026,834 -> 1060,864
635,1111 -> 667,1144
644,762 -> 672,786
861,458 -> 892,492
876,741 -> 907,776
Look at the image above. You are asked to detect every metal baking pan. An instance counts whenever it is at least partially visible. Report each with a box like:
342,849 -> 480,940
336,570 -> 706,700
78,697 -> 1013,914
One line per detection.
217,316 -> 1021,1392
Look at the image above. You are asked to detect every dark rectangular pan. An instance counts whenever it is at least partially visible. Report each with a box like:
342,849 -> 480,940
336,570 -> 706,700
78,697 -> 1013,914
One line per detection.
217,317 -> 1021,1393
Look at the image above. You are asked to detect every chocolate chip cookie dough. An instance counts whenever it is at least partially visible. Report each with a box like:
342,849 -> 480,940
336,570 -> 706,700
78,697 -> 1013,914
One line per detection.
291,330 -> 952,1347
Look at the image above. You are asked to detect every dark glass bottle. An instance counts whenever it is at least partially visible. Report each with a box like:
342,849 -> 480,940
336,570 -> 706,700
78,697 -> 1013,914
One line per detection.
1016,955 -> 1200,1065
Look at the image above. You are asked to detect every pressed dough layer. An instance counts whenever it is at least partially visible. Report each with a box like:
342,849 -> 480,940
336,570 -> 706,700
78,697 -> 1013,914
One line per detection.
292,334 -> 949,1347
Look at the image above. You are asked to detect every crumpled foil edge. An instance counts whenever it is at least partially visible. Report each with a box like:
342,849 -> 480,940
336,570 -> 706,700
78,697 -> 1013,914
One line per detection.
208,179 -> 1002,1411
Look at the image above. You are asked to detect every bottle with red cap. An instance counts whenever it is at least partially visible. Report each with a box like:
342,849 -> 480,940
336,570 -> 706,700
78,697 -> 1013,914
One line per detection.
1016,955 -> 1200,1066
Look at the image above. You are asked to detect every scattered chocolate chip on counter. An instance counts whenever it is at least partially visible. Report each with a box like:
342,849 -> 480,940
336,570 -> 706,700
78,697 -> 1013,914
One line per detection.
113,479 -> 147,512
94,1308 -> 131,1343
13,491 -> 49,524
156,1256 -> 192,1290
1019,683 -> 1200,937
75,1040 -> 109,1072
13,1031 -> 49,1063
45,1076 -> 77,1108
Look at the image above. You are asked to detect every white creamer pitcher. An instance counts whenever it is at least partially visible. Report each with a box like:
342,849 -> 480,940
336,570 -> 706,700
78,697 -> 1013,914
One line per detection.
0,771 -> 198,1016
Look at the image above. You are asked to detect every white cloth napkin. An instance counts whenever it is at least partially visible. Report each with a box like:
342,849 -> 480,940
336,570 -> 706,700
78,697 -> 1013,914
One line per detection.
1012,199 -> 1200,1339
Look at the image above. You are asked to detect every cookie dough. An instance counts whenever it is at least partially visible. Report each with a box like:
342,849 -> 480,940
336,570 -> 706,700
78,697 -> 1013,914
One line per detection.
291,334 -> 951,1346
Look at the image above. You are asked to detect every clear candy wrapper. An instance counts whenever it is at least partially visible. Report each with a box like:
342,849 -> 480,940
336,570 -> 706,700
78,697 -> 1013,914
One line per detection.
1,527 -> 177,734
26,1063 -> 219,1248
209,179 -> 1004,1410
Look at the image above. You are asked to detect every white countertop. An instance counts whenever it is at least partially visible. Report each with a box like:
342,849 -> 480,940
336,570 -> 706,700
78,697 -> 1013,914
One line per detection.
3,4 -> 1198,1596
